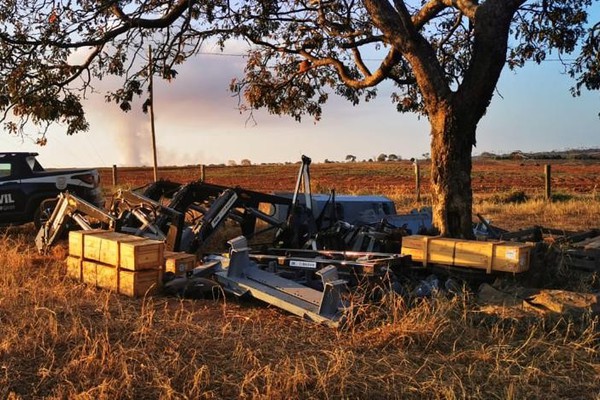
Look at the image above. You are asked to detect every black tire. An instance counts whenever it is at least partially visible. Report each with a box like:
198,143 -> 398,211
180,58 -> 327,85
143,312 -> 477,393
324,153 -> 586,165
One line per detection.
33,199 -> 57,230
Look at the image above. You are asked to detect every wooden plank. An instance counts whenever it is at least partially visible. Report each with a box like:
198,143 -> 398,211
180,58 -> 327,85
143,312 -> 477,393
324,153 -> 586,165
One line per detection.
84,233 -> 119,265
453,240 -> 493,268
583,237 -> 600,250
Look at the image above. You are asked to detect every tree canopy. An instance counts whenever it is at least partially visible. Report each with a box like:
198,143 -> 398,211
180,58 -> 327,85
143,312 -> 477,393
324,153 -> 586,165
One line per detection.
0,0 -> 597,137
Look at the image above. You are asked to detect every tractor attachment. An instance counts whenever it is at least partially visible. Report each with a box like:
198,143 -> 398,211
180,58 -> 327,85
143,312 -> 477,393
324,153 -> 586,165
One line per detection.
214,236 -> 348,327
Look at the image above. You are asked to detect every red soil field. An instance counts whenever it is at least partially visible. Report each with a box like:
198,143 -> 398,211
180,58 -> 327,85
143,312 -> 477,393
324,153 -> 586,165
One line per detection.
98,159 -> 600,199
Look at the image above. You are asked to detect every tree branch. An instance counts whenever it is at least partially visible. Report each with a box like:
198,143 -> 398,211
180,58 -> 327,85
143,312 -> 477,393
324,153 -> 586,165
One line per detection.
0,0 -> 192,49
304,46 -> 410,88
412,0 -> 447,29
366,0 -> 453,110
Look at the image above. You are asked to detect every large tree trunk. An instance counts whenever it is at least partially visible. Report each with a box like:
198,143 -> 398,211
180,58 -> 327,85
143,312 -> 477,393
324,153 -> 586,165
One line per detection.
364,0 -> 519,238
429,107 -> 476,238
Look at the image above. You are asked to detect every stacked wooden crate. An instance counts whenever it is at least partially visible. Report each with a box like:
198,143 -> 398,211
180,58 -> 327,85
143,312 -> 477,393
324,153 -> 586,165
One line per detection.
401,235 -> 533,274
164,251 -> 197,276
66,230 -> 165,297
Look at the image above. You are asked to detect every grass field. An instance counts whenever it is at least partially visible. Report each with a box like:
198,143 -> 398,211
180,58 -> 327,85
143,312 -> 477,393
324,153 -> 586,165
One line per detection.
1,160 -> 599,399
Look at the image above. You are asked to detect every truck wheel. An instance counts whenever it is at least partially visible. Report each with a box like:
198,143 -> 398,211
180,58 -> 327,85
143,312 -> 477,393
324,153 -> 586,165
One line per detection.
34,199 -> 58,230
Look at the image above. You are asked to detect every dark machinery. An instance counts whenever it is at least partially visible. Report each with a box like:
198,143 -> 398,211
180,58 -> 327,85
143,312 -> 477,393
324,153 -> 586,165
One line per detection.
36,155 -> 424,257
35,179 -> 295,254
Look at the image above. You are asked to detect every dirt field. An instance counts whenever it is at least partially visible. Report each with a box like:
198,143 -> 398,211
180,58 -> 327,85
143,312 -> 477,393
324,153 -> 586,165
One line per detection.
1,159 -> 599,399
100,159 -> 600,230
100,158 -> 600,197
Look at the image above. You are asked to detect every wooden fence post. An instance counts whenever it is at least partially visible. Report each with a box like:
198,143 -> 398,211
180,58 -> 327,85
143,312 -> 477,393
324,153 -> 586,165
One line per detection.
414,160 -> 421,202
200,164 -> 206,181
112,164 -> 118,187
545,164 -> 552,200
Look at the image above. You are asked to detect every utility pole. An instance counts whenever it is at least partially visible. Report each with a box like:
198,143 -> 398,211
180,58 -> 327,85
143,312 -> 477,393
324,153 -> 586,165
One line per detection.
148,46 -> 158,182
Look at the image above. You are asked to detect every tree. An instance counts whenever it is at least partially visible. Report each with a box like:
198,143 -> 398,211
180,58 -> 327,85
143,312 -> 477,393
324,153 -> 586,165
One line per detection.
230,1 -> 599,237
345,154 -> 357,162
0,0 -> 598,237
377,153 -> 388,162
240,159 -> 252,166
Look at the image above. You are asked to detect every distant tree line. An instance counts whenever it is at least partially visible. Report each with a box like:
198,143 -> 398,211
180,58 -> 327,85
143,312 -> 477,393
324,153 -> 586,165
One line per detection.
205,149 -> 600,167
478,149 -> 600,161
344,154 -> 404,163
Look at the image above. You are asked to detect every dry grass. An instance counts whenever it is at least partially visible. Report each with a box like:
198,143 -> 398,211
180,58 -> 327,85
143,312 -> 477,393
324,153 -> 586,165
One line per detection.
1,225 -> 599,399
475,197 -> 600,231
1,162 -> 600,399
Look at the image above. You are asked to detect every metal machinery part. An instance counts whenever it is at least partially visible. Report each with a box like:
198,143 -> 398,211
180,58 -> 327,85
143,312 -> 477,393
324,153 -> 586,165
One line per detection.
35,192 -> 116,253
214,236 -> 348,327
35,180 -> 295,254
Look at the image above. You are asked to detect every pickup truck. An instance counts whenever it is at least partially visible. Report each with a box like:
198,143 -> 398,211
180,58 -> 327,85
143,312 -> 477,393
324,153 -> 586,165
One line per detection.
0,152 -> 104,227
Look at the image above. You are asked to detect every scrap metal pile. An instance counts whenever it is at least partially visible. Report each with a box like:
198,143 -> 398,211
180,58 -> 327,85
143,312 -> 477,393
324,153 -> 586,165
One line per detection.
40,155 -> 581,327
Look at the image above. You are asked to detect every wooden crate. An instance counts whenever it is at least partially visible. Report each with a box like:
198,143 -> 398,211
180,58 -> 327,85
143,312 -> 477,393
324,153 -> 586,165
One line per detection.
82,260 -> 162,297
65,255 -> 82,280
68,229 -> 108,258
164,251 -> 196,275
120,239 -> 164,271
80,231 -> 147,267
401,235 -> 532,273
69,230 -> 164,271
118,267 -> 162,297
82,260 -> 97,286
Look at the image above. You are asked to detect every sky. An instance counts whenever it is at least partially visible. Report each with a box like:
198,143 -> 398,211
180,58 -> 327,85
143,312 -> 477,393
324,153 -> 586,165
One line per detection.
0,43 -> 598,168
